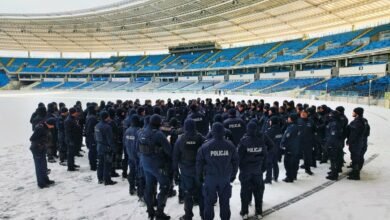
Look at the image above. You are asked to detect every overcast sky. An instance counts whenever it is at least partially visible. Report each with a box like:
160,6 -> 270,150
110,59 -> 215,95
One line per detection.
0,0 -> 125,14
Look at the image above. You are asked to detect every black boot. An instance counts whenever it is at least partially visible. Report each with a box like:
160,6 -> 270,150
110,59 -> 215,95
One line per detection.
347,165 -> 360,180
104,180 -> 117,185
155,210 -> 170,220
305,170 -> 314,175
129,187 -> 136,195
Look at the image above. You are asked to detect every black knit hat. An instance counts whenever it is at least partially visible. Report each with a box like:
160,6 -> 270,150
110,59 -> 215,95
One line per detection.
100,111 -> 109,120
45,118 -> 57,126
353,107 -> 364,117
60,107 -> 68,114
69,107 -> 77,115
150,114 -> 162,128
336,106 -> 345,114
289,113 -> 298,122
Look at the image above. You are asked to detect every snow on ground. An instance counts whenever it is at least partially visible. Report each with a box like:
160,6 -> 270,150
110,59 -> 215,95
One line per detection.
0,90 -> 389,220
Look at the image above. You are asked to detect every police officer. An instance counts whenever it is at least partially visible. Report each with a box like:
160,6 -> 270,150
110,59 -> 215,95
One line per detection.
46,103 -> 59,163
30,103 -> 45,130
85,105 -> 99,171
30,118 -> 56,188
223,108 -> 246,147
238,122 -> 272,219
346,107 -> 366,180
138,114 -> 172,220
196,122 -> 239,220
187,104 -> 209,136
298,109 -> 316,175
206,114 -> 233,142
281,114 -> 301,183
95,111 -> 117,185
65,107 -> 81,171
360,113 -> 370,171
265,116 -> 283,183
173,119 -> 206,220
325,111 -> 344,180
57,107 -> 68,166
335,106 -> 349,171
124,115 -> 142,196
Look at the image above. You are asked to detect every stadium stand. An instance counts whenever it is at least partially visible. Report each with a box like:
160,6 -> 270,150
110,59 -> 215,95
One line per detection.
262,78 -> 324,93
239,79 -> 285,91
0,72 -> 10,87
32,81 -> 62,89
54,82 -> 84,89
306,75 -> 376,91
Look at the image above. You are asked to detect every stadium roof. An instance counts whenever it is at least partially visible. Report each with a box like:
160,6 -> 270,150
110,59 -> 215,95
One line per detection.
0,0 -> 389,53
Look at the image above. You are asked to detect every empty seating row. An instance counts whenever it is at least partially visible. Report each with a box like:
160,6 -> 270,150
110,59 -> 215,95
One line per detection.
263,78 -> 323,93
239,79 -> 284,90
306,75 -> 376,91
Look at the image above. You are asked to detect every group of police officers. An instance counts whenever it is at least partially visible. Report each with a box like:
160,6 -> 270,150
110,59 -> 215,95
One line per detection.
29,97 -> 370,220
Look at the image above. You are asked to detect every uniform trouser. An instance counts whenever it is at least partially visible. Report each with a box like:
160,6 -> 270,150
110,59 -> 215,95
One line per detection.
47,142 -> 57,159
328,144 -> 340,177
349,143 -> 363,176
181,173 -> 204,219
122,147 -> 129,174
266,151 -> 279,181
350,144 -> 363,168
239,173 -> 264,215
359,140 -> 368,170
284,154 -> 298,180
337,143 -> 345,169
113,144 -> 123,170
31,148 -> 49,187
203,177 -> 232,220
303,144 -> 313,171
67,144 -> 76,169
144,168 -> 170,214
127,159 -> 138,190
321,139 -> 328,162
86,139 -> 97,169
97,153 -> 113,182
137,166 -> 145,199
58,139 -> 67,162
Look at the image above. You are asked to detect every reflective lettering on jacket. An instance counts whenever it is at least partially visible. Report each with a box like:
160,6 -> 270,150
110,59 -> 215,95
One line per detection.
229,123 -> 241,128
192,117 -> 203,122
247,147 -> 263,153
210,150 -> 229,156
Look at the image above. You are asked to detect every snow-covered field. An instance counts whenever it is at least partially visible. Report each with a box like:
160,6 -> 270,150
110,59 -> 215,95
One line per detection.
0,90 -> 389,220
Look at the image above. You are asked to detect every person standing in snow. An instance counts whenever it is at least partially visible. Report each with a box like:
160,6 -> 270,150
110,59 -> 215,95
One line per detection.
346,107 -> 367,180
238,121 -> 272,219
173,119 -> 206,220
30,118 -> 57,189
281,114 -> 301,183
196,122 -> 239,220
138,114 -> 172,220
95,111 -> 117,185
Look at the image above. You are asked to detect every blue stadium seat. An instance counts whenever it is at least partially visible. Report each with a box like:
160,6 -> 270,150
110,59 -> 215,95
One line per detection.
240,57 -> 270,66
211,60 -> 237,68
311,46 -> 358,59
0,72 -> 10,87
33,81 -> 62,89
54,82 -> 84,89
262,78 -> 323,93
240,79 -> 284,90
306,75 -> 376,91
359,39 -> 390,52
350,75 -> 390,96
159,81 -> 195,90
180,81 -> 217,91
272,55 -> 306,63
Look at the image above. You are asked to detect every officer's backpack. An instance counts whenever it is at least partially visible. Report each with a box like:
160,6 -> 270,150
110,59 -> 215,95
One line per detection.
138,129 -> 162,155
